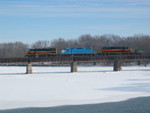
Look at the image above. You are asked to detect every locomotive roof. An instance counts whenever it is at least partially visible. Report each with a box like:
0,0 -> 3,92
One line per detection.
65,47 -> 93,49
102,47 -> 129,49
29,48 -> 56,51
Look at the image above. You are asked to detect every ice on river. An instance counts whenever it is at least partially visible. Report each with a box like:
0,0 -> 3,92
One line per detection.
0,65 -> 150,109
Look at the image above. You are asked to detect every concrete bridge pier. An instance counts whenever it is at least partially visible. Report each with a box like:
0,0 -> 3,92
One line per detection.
71,62 -> 77,72
137,61 -> 142,65
93,62 -> 97,65
26,64 -> 32,74
113,60 -> 122,71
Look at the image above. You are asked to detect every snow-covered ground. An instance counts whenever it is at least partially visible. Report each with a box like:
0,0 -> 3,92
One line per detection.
0,65 -> 150,110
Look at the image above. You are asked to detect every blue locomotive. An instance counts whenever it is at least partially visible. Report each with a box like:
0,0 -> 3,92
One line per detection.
62,47 -> 95,55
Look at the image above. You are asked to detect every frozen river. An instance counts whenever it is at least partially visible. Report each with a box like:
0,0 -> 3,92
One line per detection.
0,65 -> 150,111
0,96 -> 150,113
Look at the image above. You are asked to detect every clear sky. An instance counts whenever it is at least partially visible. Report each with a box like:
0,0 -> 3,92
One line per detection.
0,0 -> 150,44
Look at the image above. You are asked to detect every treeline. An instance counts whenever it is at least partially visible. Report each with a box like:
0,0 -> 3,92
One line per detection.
0,42 -> 28,58
0,34 -> 150,58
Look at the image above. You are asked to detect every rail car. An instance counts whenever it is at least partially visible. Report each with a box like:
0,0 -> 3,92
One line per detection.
99,47 -> 133,55
26,48 -> 57,57
61,47 -> 95,56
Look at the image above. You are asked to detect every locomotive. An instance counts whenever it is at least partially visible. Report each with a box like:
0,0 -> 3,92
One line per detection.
100,47 -> 133,55
26,47 -> 134,57
62,47 -> 95,56
26,48 -> 57,57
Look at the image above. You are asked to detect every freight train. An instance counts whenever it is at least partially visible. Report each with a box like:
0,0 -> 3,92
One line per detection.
25,47 -> 134,57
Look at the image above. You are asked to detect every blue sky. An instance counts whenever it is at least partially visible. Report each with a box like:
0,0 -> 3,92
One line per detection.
0,0 -> 150,44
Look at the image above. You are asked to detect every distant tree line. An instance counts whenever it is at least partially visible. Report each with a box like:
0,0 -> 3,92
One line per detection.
0,42 -> 28,58
0,34 -> 150,58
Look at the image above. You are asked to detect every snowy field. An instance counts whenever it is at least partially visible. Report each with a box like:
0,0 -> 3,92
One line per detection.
0,65 -> 150,110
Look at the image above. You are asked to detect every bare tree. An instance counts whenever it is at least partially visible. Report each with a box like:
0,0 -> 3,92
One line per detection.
0,42 -> 29,58
31,40 -> 51,48
67,39 -> 79,48
51,38 -> 68,52
78,34 -> 94,47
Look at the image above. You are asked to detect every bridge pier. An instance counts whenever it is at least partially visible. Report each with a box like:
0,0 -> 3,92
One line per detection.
93,62 -> 97,65
137,61 -> 142,65
71,62 -> 77,72
26,64 -> 32,74
113,61 -> 122,71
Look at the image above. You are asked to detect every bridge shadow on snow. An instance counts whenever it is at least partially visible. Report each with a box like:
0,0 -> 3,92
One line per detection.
0,73 -> 25,76
79,70 -> 113,73
35,72 -> 71,74
123,69 -> 150,72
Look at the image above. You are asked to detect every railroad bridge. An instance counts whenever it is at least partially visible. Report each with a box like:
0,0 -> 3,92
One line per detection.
0,54 -> 150,74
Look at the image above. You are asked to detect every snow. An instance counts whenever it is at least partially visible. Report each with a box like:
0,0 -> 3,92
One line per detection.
0,65 -> 150,110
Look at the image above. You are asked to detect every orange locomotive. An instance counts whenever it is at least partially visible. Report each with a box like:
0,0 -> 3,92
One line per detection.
100,47 -> 133,55
26,48 -> 57,57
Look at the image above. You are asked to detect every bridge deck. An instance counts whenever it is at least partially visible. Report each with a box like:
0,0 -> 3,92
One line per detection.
0,54 -> 150,64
